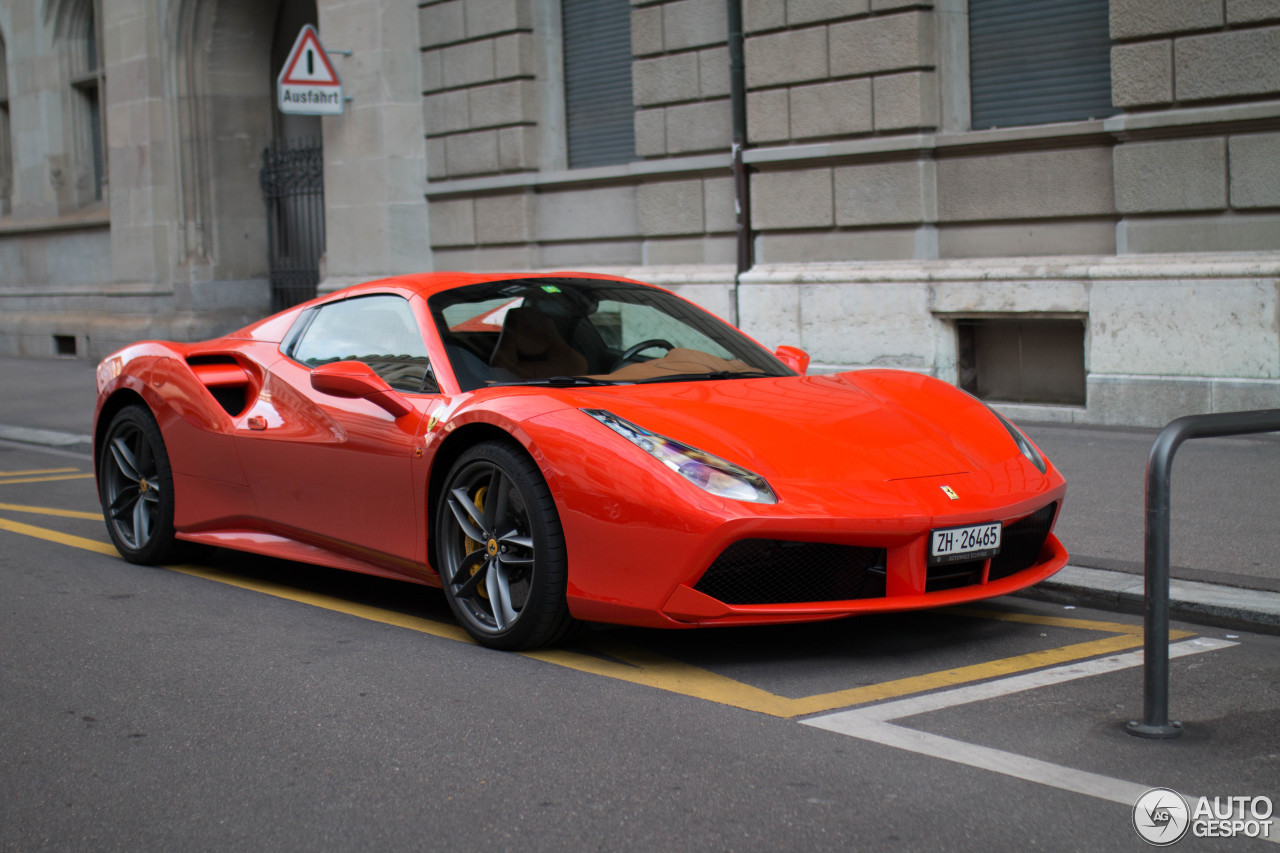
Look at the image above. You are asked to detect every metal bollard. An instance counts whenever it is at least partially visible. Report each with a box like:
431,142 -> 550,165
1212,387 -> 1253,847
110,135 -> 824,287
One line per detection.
1127,409 -> 1280,738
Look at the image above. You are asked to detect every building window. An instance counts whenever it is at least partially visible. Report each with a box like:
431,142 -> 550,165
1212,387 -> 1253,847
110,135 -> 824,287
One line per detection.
957,319 -> 1086,406
67,0 -> 107,202
561,0 -> 635,169
0,30 -> 11,215
969,0 -> 1113,130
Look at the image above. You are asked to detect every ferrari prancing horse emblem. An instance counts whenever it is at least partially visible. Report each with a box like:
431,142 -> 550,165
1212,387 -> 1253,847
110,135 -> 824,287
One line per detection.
941,485 -> 959,500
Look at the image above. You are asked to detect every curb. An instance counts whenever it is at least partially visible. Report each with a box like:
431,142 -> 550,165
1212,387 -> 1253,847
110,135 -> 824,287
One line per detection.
1019,565 -> 1280,636
0,424 -> 93,449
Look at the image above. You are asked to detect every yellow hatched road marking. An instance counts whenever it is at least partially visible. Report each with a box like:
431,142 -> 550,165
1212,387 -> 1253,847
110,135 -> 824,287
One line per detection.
0,473 -> 94,486
0,512 -> 1192,718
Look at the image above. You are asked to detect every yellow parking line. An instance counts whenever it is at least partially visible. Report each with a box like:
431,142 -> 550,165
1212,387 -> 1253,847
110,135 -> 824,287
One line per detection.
161,561 -> 799,714
950,606 -> 1149,635
786,633 -> 1151,716
0,474 -> 94,486
530,639 -> 800,717
0,468 -> 80,477
0,502 -> 101,520
167,563 -> 476,643
0,516 -> 118,557
0,513 -> 1192,718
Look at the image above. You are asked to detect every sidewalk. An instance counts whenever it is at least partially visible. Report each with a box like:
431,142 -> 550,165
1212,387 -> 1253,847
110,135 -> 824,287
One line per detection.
1,354 -> 1278,632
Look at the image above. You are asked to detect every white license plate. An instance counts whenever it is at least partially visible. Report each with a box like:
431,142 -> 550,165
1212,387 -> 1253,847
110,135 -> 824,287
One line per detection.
929,522 -> 1002,565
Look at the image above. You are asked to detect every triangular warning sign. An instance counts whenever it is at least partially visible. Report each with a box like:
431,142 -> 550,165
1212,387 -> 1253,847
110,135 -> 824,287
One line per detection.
278,25 -> 340,87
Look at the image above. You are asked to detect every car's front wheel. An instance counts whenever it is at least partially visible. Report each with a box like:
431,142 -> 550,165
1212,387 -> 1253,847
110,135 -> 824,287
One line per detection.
435,441 -> 574,650
98,405 -> 180,564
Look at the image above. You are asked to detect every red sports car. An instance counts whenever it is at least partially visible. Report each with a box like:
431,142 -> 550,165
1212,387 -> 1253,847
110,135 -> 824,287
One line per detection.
94,272 -> 1067,649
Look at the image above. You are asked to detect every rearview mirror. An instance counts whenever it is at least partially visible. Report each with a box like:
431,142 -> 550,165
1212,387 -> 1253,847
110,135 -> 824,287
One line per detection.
774,345 -> 810,375
310,361 -> 414,418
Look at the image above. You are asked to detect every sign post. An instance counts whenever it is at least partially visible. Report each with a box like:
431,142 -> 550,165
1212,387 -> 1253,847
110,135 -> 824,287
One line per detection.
277,24 -> 344,116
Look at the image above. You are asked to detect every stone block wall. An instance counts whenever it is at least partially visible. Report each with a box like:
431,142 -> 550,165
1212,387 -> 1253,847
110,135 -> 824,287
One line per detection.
5,0 -> 1272,433
738,1 -> 1118,263
744,4 -> 937,145
735,257 -> 1280,428
322,1 -> 432,283
632,0 -> 732,158
420,0 -> 540,179
426,0 -> 739,270
1110,0 -> 1280,254
627,0 -> 738,264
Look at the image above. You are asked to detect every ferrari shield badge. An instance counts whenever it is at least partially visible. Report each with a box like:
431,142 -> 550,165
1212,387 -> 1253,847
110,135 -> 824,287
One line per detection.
940,485 -> 959,500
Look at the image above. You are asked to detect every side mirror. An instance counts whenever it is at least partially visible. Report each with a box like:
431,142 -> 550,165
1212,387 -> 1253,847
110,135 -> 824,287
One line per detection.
310,361 -> 414,418
774,345 -> 810,375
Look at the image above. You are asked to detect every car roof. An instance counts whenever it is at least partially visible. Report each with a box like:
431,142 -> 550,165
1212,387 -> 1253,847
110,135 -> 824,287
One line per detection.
230,271 -> 659,342
333,270 -> 653,302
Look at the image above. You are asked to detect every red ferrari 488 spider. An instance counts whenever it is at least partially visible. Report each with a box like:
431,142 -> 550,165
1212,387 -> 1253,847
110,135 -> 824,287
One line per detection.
94,272 -> 1067,649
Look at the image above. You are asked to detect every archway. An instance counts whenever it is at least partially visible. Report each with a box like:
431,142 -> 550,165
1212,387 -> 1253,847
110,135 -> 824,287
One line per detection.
171,0 -> 281,303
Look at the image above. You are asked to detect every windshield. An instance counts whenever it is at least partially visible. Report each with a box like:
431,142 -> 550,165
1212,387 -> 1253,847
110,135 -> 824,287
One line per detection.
428,278 -> 793,392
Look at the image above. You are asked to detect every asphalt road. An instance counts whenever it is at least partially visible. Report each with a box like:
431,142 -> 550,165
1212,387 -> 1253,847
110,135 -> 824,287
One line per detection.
3,440 -> 1278,852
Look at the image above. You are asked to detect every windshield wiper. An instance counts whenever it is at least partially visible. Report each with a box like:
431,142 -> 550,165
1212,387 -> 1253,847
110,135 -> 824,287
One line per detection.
492,376 -> 622,387
632,371 -> 775,384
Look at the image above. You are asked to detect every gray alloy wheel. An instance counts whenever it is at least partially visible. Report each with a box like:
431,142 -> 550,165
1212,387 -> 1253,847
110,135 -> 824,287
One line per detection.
436,441 -> 573,650
98,405 -> 180,564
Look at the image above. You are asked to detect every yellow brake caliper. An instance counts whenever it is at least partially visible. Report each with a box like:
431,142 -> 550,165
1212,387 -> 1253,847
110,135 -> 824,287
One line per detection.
463,486 -> 489,599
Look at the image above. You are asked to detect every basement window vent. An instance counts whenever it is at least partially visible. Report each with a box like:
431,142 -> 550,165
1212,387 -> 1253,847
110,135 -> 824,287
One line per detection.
957,319 -> 1085,406
53,335 -> 78,357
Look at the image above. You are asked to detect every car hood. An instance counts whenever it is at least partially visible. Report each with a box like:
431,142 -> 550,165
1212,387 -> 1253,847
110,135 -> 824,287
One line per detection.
552,371 -> 1027,485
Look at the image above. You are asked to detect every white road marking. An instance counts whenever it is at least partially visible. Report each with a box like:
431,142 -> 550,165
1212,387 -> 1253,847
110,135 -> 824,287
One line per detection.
835,636 -> 1237,723
825,715 -> 1150,805
804,637 -> 1278,844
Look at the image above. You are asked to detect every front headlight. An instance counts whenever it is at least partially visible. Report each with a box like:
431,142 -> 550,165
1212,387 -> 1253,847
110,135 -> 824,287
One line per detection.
583,409 -> 777,504
987,406 -> 1047,473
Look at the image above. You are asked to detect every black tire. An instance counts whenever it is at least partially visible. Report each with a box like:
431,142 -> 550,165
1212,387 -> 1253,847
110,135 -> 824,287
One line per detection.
98,405 -> 180,565
435,441 -> 574,650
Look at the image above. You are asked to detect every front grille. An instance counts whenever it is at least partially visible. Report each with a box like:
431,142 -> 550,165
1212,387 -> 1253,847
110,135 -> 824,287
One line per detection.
988,502 -> 1058,582
693,540 -> 887,605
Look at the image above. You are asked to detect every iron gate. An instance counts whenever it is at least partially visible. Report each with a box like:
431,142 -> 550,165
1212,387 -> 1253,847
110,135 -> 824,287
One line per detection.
260,138 -> 324,312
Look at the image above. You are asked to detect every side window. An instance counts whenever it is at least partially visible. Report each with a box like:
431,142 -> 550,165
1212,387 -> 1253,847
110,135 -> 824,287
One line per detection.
291,295 -> 437,393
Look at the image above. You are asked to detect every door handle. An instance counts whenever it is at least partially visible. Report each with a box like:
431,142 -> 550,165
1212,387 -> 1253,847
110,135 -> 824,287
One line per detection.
247,416 -> 268,431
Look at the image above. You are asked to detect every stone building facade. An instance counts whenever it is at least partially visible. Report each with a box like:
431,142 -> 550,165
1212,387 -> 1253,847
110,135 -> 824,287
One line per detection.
0,0 -> 1277,427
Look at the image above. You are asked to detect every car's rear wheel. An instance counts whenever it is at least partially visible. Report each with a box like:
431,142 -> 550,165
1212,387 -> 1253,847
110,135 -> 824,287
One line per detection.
436,441 -> 574,650
98,405 -> 180,564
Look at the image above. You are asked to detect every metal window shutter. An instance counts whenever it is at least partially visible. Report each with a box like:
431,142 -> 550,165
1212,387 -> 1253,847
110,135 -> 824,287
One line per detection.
562,0 -> 635,169
969,0 -> 1114,130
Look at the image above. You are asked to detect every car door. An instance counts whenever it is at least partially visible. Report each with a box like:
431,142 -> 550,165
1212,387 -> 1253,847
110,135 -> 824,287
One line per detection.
234,294 -> 439,566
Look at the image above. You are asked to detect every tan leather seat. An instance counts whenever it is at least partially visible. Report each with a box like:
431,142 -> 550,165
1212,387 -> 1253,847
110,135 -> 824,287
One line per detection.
489,307 -> 588,379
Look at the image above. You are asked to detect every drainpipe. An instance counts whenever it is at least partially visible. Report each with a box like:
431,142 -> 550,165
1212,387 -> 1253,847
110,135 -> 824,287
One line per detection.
727,0 -> 751,325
